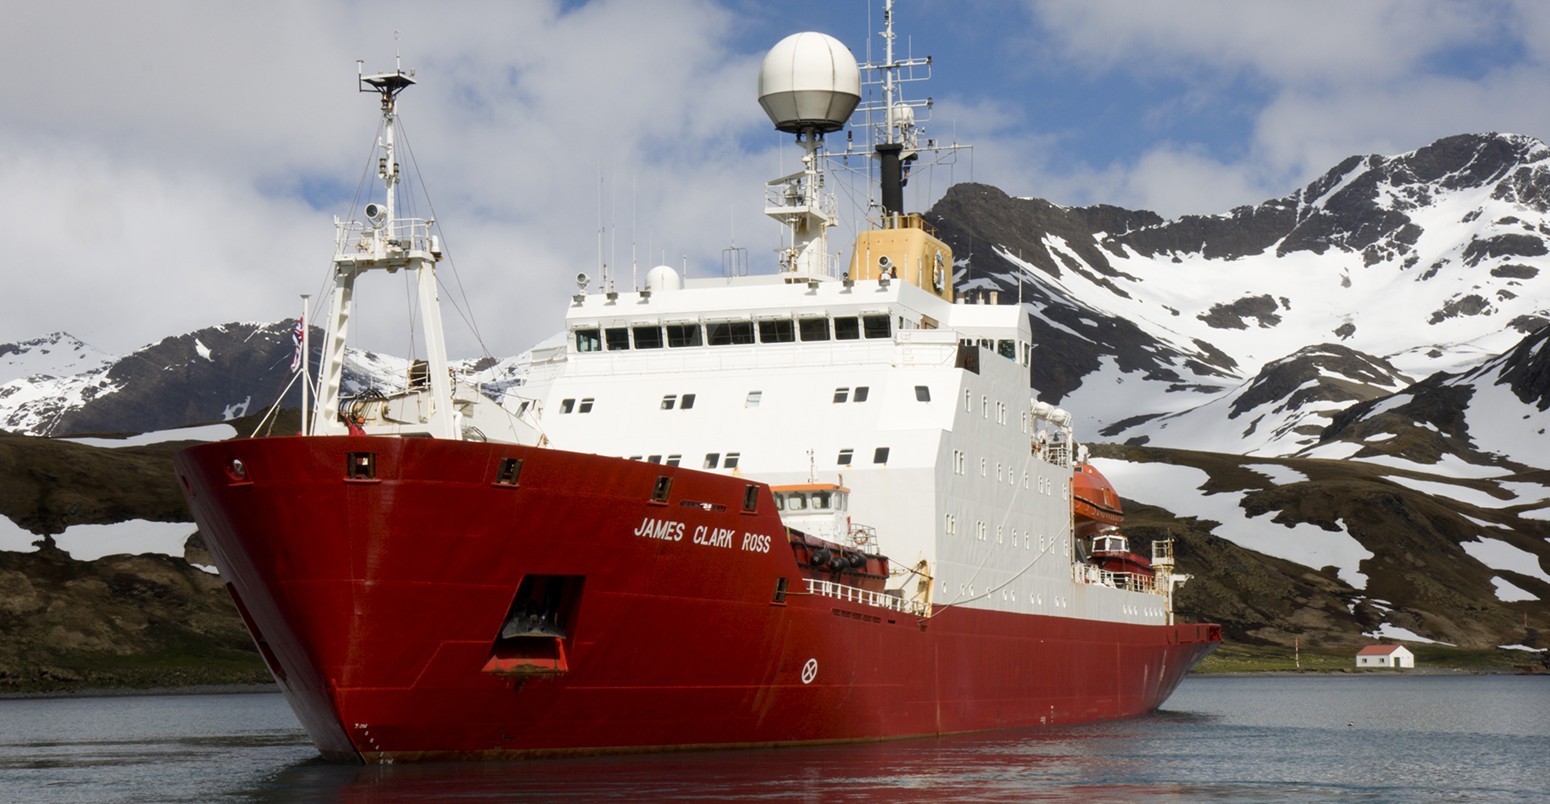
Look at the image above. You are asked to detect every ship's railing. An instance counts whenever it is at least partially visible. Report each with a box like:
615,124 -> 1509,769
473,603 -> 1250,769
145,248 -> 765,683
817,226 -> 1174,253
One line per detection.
1075,564 -> 1159,595
804,578 -> 929,617
336,217 -> 437,259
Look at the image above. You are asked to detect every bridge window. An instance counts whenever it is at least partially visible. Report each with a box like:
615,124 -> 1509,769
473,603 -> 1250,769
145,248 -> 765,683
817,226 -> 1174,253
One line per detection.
834,316 -> 861,340
854,386 -> 869,402
575,329 -> 602,352
724,452 -> 741,469
998,339 -> 1016,359
560,398 -> 575,414
707,320 -> 755,345
666,323 -> 702,348
863,314 -> 891,339
704,453 -> 720,469
838,448 -> 853,465
873,447 -> 890,464
633,325 -> 663,349
578,398 -> 594,413
833,387 -> 849,403
798,318 -> 830,341
758,319 -> 795,343
604,327 -> 630,350
915,385 -> 930,402
681,393 -> 696,409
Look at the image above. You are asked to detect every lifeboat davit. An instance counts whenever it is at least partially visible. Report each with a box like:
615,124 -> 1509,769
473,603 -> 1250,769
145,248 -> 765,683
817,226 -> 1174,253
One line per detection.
1073,463 -> 1124,538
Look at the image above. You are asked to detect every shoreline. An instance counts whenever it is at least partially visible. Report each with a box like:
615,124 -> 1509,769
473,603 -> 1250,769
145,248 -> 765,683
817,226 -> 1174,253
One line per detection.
0,682 -> 279,701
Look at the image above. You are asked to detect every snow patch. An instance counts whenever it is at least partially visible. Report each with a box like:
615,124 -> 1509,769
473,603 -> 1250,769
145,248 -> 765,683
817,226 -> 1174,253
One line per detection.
61,423 -> 236,448
1090,458 -> 1373,587
52,520 -> 195,562
1490,577 -> 1538,602
1,515 -> 43,553
1366,623 -> 1448,644
1244,463 -> 1307,485
1461,537 -> 1550,584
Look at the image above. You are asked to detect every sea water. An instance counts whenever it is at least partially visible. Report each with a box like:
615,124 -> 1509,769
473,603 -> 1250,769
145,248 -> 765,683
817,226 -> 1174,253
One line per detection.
0,674 -> 1545,802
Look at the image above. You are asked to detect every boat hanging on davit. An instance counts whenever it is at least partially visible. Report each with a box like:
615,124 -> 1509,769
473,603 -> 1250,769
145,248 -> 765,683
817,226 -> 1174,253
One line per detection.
175,1 -> 1219,764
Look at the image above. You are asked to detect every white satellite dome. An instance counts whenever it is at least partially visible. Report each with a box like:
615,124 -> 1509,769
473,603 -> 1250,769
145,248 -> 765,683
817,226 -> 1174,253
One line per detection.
644,265 -> 681,293
757,32 -> 860,134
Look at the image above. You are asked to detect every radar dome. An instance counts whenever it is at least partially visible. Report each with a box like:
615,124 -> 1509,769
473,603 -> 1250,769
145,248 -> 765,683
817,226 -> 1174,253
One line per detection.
758,32 -> 860,134
644,265 -> 681,293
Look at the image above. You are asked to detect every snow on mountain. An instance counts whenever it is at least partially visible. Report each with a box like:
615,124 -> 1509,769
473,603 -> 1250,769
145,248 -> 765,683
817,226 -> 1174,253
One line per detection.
1318,322 -> 1550,473
0,332 -> 114,384
0,320 -> 532,437
931,133 -> 1550,458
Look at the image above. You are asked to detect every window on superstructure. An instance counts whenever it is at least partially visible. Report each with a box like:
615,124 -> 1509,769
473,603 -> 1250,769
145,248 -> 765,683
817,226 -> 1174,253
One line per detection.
724,452 -> 741,469
833,387 -> 849,403
977,521 -> 987,542
575,329 -> 602,353
834,316 -> 861,340
560,398 -> 575,414
661,394 -> 677,410
997,526 -> 1004,545
915,385 -> 930,402
665,454 -> 681,467
758,319 -> 795,343
853,386 -> 869,402
944,513 -> 956,538
998,339 -> 1016,360
704,453 -> 720,469
628,455 -> 642,461
578,398 -> 594,413
708,320 -> 755,345
647,455 -> 662,464
633,325 -> 664,349
980,458 -> 987,477
873,447 -> 890,465
798,318 -> 830,341
953,450 -> 965,475
964,390 -> 972,412
515,401 -> 531,416
666,323 -> 702,348
862,314 -> 891,339
681,393 -> 696,409
745,391 -> 762,408
604,327 -> 630,351
1022,341 -> 1032,367
838,449 -> 853,466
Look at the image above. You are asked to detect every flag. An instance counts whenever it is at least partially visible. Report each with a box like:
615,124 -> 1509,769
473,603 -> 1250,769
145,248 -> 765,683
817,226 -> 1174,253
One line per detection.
290,317 -> 305,372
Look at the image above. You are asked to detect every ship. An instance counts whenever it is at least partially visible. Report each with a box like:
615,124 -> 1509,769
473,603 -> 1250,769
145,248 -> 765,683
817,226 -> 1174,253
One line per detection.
175,3 -> 1219,764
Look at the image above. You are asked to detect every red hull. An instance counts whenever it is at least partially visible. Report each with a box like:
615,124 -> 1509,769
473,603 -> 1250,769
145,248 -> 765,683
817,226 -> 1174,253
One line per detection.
175,436 -> 1219,762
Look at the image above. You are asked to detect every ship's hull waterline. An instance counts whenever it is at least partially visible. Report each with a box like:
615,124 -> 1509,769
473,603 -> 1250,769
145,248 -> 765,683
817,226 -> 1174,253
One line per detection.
176,436 -> 1219,763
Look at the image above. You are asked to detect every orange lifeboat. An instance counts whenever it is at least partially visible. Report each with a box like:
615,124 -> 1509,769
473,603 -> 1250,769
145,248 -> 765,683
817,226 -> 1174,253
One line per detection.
1072,463 -> 1123,538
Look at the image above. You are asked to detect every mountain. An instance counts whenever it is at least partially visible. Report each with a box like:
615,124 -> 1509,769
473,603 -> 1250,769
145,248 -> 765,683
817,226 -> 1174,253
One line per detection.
0,323 -> 528,438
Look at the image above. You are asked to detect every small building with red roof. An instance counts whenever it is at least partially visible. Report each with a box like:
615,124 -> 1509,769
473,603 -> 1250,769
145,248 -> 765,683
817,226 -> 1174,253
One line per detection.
1356,644 -> 1415,669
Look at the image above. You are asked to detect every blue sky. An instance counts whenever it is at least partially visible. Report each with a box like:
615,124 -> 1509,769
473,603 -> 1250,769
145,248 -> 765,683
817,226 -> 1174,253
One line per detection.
2,0 -> 1549,357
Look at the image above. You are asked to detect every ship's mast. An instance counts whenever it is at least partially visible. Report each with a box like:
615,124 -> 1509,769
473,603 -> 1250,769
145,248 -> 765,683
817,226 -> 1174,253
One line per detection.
758,33 -> 861,282
857,0 -> 934,223
312,58 -> 457,439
